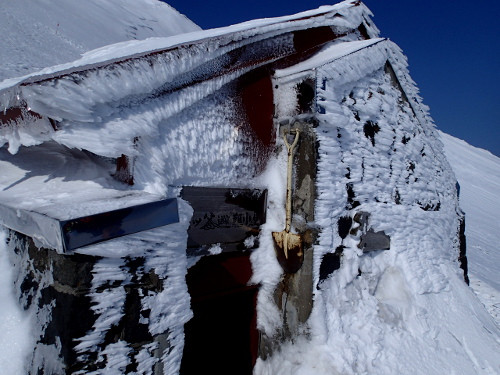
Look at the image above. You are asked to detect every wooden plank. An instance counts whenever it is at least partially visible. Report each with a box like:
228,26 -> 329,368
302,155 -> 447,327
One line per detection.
181,187 -> 267,255
0,106 -> 41,125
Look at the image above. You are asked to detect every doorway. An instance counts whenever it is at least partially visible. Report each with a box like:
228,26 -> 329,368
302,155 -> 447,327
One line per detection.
180,252 -> 259,374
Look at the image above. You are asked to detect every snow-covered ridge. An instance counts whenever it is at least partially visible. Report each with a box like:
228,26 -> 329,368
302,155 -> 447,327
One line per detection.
440,131 -> 500,293
442,131 -> 500,323
0,0 -> 200,83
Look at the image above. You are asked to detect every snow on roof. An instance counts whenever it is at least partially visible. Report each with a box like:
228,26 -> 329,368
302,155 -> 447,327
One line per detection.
274,37 -> 386,81
0,0 -> 375,95
0,1 -> 377,158
0,141 -> 168,251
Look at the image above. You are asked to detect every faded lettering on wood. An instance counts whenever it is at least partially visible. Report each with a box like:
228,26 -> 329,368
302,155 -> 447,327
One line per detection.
181,187 -> 267,256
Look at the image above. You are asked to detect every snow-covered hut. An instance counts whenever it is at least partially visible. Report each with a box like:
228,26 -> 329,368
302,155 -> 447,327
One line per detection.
1,1 -> 498,374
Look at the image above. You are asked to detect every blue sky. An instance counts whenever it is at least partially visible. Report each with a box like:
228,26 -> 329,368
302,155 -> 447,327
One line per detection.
165,0 -> 499,156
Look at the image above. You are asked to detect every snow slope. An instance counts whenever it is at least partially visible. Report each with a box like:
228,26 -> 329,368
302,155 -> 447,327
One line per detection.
440,131 -> 500,323
0,0 -> 200,81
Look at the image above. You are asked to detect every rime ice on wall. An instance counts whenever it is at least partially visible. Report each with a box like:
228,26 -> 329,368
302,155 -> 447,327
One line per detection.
255,39 -> 500,375
73,201 -> 193,374
134,83 -> 260,195
313,42 -> 460,294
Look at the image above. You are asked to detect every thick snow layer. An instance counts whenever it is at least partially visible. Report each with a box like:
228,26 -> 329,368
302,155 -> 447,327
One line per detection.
0,0 -> 200,82
0,141 -> 172,252
0,142 -> 151,219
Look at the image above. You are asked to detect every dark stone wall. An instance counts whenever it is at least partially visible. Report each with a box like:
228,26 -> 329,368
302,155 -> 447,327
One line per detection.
7,231 -> 97,374
5,230 -> 168,374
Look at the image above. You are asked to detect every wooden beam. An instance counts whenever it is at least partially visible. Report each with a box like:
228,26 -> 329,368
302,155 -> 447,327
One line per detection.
0,106 -> 42,125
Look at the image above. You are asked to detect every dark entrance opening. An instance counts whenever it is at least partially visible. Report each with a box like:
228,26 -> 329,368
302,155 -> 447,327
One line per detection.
180,252 -> 259,375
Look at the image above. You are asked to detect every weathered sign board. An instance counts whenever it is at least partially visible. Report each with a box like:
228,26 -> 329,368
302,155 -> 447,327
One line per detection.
181,187 -> 267,256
